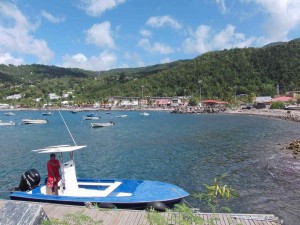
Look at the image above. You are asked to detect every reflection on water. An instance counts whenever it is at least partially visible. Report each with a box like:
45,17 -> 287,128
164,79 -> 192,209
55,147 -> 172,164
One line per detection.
0,111 -> 299,224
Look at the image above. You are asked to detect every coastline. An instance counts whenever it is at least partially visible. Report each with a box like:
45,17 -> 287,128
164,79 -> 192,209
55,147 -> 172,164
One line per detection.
2,107 -> 300,123
223,109 -> 300,123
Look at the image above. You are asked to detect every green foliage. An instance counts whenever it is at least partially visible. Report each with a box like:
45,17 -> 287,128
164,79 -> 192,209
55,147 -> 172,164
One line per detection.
41,211 -> 102,225
270,101 -> 285,109
189,96 -> 199,106
147,176 -> 238,225
146,208 -> 168,225
1,39 -> 300,106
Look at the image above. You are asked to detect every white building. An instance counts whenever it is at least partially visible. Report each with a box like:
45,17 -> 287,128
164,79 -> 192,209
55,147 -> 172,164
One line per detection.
6,94 -> 23,100
0,103 -> 10,109
49,93 -> 61,100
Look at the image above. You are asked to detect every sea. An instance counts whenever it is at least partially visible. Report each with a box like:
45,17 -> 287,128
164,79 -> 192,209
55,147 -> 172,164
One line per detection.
0,110 -> 300,225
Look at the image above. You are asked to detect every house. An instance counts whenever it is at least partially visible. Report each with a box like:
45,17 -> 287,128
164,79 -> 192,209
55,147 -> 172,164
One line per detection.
271,96 -> 294,102
202,100 -> 227,107
171,97 -> 182,107
49,93 -> 61,100
6,94 -> 23,100
153,99 -> 171,107
108,97 -> 139,107
285,91 -> 300,99
0,103 -> 9,109
254,96 -> 272,109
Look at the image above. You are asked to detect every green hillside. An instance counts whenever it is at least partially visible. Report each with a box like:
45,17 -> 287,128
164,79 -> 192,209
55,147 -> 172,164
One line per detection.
0,38 -> 299,106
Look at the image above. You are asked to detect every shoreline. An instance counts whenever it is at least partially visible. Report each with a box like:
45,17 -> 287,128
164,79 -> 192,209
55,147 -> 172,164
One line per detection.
223,109 -> 300,123
1,107 -> 300,123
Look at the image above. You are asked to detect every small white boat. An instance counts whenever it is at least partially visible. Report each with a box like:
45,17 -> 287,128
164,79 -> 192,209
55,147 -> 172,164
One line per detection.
140,112 -> 149,116
0,121 -> 15,126
91,122 -> 115,128
22,119 -> 48,125
285,105 -> 300,110
42,112 -> 53,116
83,113 -> 100,120
116,115 -> 127,118
83,116 -> 100,120
5,112 -> 15,116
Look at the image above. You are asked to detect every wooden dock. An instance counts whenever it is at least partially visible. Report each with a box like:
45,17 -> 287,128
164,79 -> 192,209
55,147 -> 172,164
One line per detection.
0,200 -> 281,225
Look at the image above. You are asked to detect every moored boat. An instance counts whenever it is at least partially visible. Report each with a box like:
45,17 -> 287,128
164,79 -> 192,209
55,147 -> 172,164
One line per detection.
42,112 -> 53,116
10,145 -> 189,210
91,122 -> 115,128
116,115 -> 127,118
5,112 -> 15,116
83,116 -> 100,120
83,113 -> 100,120
0,120 -> 15,126
22,119 -> 48,125
140,112 -> 149,116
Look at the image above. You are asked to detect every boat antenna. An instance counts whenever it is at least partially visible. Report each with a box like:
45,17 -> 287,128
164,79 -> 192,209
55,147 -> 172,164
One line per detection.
59,111 -> 77,146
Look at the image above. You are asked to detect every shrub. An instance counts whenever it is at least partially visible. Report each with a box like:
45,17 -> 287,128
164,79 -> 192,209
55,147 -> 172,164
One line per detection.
270,101 -> 285,109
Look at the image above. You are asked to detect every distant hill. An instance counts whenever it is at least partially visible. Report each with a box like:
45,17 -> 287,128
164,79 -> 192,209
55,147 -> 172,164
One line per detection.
0,38 -> 299,105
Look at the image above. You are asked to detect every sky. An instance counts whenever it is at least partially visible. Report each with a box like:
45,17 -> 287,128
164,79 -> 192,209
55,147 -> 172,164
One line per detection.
0,0 -> 300,71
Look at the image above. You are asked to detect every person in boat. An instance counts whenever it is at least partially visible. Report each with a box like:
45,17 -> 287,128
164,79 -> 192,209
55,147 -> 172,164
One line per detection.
46,153 -> 61,195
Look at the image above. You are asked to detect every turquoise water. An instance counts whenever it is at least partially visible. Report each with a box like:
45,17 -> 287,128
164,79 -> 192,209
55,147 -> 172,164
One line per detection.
1,111 -> 300,224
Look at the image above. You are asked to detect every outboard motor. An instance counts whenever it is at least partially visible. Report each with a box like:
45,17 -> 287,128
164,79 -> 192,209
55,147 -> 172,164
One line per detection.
15,169 -> 41,192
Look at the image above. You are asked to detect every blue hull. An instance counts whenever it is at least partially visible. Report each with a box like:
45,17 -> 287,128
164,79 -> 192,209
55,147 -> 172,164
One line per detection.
10,178 -> 189,209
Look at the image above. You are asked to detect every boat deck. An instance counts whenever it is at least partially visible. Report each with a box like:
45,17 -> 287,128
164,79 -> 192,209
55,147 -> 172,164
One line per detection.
0,200 -> 281,225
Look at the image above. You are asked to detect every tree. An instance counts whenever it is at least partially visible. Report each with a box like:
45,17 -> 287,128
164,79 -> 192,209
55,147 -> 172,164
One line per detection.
189,97 -> 199,106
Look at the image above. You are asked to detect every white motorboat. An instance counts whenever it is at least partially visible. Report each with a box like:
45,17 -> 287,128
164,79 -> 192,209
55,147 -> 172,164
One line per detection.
83,113 -> 100,120
116,115 -> 127,118
285,105 -> 300,110
83,116 -> 100,120
10,111 -> 189,210
91,122 -> 115,128
0,120 -> 15,126
5,112 -> 15,116
140,112 -> 149,116
10,145 -> 188,209
42,112 -> 53,116
22,119 -> 48,125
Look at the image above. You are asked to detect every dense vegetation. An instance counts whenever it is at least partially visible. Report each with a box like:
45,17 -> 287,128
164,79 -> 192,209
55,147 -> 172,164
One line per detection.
0,38 -> 299,106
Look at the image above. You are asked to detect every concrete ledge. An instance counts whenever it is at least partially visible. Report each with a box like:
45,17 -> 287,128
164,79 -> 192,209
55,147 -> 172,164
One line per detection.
0,201 -> 48,225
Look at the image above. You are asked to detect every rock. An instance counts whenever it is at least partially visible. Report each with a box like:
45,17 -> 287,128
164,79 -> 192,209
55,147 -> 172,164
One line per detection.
0,201 -> 48,225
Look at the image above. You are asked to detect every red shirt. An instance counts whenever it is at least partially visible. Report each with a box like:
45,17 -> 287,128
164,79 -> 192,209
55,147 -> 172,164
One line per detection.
47,159 -> 60,179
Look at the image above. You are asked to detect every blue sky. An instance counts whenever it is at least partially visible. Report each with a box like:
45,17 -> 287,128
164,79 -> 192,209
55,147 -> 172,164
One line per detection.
0,0 -> 300,71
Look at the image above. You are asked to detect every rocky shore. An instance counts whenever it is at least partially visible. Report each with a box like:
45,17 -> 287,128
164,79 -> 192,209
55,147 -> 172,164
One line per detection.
284,140 -> 300,158
224,109 -> 300,123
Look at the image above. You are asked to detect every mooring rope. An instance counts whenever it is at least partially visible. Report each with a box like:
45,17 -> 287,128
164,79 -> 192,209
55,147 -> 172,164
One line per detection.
59,111 -> 77,146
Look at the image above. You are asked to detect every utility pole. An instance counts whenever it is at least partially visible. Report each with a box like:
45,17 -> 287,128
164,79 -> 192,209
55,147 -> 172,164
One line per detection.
198,80 -> 202,106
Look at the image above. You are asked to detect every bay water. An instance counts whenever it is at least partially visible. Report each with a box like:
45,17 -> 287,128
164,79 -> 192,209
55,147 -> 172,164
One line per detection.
0,110 -> 300,224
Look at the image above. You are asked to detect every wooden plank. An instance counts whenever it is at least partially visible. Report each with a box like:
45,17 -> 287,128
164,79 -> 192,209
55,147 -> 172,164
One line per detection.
0,201 -> 282,225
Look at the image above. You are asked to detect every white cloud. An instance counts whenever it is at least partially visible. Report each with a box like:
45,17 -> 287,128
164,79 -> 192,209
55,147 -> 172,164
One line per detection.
62,51 -> 117,71
0,2 -> 54,63
124,52 -> 145,67
85,22 -> 115,49
183,24 -> 255,54
215,0 -> 227,14
146,15 -> 182,29
0,52 -> 24,65
160,58 -> 171,64
140,29 -> 152,37
78,0 -> 125,17
138,38 -> 174,54
246,0 -> 300,42
41,10 -> 65,23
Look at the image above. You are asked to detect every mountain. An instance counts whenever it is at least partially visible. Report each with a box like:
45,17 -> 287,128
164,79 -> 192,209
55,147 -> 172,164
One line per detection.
0,38 -> 299,105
